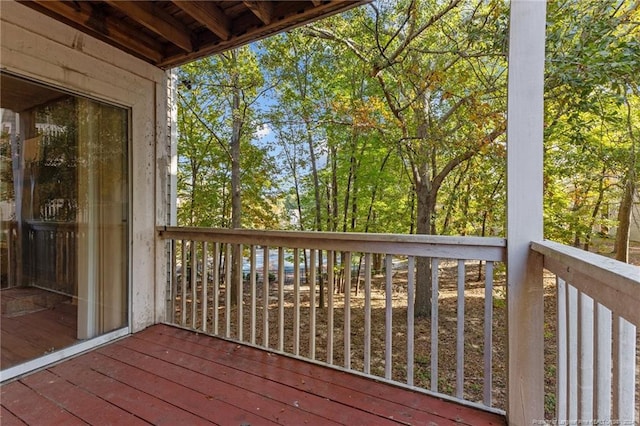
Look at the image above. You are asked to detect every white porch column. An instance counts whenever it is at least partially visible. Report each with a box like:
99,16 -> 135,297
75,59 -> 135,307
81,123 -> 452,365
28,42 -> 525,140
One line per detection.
506,0 -> 546,424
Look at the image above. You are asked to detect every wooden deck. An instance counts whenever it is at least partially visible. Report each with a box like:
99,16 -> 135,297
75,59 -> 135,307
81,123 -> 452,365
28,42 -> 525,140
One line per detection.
1,288 -> 77,369
0,324 -> 506,425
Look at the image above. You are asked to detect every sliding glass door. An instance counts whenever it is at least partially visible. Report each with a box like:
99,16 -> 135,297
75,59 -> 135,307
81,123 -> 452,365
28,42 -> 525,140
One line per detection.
0,73 -> 129,370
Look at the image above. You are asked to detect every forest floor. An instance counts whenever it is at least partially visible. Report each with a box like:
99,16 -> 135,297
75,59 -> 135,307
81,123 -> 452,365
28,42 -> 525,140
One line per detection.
177,238 -> 639,420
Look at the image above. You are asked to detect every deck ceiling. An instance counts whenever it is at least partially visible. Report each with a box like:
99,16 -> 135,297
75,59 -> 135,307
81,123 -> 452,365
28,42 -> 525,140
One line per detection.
18,1 -> 368,69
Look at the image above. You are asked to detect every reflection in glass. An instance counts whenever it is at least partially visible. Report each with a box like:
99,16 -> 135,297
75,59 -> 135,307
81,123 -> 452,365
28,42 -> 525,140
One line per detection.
0,73 -> 128,369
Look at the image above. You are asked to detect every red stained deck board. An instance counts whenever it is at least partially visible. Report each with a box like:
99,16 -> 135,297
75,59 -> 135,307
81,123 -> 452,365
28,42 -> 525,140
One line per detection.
0,404 -> 27,426
69,350 -> 275,425
49,360 -> 211,426
115,334 -> 399,426
0,380 -> 85,426
1,324 -> 506,425
139,326 -> 498,426
98,342 -> 344,426
20,370 -> 149,426
131,330 -> 447,425
226,339 -> 504,425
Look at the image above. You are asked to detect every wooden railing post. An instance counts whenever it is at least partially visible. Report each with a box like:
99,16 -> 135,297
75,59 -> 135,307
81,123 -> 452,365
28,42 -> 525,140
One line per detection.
506,0 -> 547,424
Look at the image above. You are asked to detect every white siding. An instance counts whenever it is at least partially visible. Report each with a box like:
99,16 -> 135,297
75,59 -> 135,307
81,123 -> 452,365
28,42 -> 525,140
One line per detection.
1,0 -> 168,332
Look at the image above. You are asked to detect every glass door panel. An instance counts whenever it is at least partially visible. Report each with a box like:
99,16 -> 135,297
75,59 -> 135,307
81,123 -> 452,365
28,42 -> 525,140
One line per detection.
0,73 -> 129,370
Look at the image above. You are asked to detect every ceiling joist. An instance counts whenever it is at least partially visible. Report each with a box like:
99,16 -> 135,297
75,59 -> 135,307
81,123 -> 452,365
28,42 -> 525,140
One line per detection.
243,1 -> 274,26
173,1 -> 231,41
18,1 -> 370,69
104,0 -> 193,52
28,0 -> 164,63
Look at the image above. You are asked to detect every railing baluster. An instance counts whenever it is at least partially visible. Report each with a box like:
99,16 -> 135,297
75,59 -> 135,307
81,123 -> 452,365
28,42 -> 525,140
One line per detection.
213,242 -> 220,335
556,277 -> 568,422
181,240 -> 187,326
263,245 -> 269,348
169,239 -> 176,323
160,228 -> 510,411
191,241 -> 197,329
612,314 -> 636,422
237,244 -> 244,341
364,253 -> 372,375
278,247 -> 284,352
293,248 -> 300,356
593,302 -> 611,420
568,284 -> 579,420
344,251 -> 351,369
309,249 -> 316,360
530,240 -> 639,426
225,243 -> 231,338
407,256 -> 415,386
202,242 -> 208,333
250,245 -> 257,345
578,291 -> 594,419
483,261 -> 493,406
431,258 -> 439,392
456,259 -> 465,398
385,254 -> 393,380
327,251 -> 334,365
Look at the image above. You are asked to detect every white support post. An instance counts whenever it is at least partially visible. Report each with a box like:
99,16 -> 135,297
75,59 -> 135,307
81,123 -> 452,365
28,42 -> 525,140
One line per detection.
157,69 -> 177,326
506,1 -> 547,424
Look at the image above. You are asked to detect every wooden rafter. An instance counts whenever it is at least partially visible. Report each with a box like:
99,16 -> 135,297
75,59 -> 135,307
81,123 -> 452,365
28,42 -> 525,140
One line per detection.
173,1 -> 231,41
26,0 -> 164,63
104,0 -> 193,52
17,0 -> 370,68
160,0 -> 366,67
243,1 -> 273,25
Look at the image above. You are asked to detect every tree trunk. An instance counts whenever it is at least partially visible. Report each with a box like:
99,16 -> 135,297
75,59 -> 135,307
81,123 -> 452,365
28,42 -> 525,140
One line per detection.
583,167 -> 606,252
330,145 -> 339,232
189,160 -> 198,226
615,94 -> 638,263
614,173 -> 634,262
414,176 -> 436,318
230,49 -> 242,305
306,123 -> 324,307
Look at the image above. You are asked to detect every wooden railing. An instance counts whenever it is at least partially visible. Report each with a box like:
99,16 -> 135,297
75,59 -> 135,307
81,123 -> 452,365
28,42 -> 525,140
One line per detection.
1,221 -> 78,294
158,226 -> 507,411
531,240 -> 639,424
25,221 -> 78,295
0,221 -> 19,288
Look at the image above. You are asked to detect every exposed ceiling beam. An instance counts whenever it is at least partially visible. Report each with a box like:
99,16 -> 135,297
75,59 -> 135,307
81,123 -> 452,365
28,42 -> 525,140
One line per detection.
159,0 -> 363,68
26,0 -> 164,63
104,0 -> 193,52
173,1 -> 231,42
243,1 -> 273,25
20,0 -> 371,69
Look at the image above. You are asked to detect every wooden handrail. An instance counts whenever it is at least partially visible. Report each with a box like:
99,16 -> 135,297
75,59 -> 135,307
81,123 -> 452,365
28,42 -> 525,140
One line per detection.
157,226 -> 506,261
532,239 -> 638,423
531,240 -> 640,327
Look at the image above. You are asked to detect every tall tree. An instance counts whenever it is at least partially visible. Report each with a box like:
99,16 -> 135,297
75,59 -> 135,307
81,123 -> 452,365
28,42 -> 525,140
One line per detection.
177,47 -> 274,228
305,0 -> 509,315
544,0 -> 640,257
614,90 -> 639,262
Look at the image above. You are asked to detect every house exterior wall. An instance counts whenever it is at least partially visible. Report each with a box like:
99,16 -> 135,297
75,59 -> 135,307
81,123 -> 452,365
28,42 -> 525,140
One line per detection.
0,0 -> 169,332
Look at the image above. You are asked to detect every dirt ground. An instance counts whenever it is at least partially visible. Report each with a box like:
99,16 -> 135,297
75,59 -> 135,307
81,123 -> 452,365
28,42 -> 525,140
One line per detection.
175,238 -> 639,420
